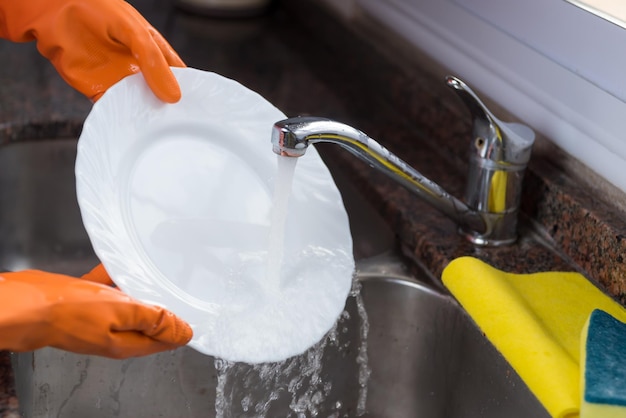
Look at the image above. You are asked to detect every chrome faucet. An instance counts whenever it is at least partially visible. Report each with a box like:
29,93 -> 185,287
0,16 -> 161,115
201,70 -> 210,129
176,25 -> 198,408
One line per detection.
271,76 -> 535,246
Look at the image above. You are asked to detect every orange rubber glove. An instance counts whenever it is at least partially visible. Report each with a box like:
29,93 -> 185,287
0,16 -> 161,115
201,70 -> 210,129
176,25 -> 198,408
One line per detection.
0,267 -> 193,359
0,0 -> 185,102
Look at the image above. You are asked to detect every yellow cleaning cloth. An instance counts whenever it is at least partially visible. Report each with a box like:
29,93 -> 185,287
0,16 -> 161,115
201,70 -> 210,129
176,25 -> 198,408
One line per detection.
442,256 -> 626,418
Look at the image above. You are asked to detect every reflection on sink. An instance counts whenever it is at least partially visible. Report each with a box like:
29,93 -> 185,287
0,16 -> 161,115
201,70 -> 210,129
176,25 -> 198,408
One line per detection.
2,139 -> 549,417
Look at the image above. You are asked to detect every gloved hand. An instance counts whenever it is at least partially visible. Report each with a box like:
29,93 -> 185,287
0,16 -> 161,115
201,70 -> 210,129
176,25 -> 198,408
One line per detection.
0,267 -> 193,358
0,0 -> 185,102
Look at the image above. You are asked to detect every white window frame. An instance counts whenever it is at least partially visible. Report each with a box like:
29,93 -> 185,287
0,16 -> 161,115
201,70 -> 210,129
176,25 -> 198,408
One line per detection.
357,0 -> 626,193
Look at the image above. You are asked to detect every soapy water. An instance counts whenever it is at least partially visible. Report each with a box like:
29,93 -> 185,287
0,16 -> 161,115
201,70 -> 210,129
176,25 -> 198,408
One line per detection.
214,279 -> 370,418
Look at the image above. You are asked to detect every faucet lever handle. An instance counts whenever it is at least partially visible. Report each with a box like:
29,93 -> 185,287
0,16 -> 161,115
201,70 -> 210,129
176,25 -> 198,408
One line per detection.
445,75 -> 536,245
445,75 -> 535,167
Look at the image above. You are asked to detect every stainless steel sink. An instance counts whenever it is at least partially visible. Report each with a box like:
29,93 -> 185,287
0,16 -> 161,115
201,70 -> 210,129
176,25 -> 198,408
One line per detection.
2,138 -> 549,417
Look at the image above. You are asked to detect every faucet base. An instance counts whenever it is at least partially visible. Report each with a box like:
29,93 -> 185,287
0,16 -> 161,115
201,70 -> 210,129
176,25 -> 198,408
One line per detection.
460,228 -> 518,247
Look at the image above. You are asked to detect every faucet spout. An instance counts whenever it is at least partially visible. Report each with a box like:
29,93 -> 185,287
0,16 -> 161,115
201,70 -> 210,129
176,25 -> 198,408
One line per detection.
272,116 -> 487,240
271,76 -> 535,246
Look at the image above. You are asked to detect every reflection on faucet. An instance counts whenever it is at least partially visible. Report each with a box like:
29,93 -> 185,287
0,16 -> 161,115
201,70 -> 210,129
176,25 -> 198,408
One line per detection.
271,76 -> 535,246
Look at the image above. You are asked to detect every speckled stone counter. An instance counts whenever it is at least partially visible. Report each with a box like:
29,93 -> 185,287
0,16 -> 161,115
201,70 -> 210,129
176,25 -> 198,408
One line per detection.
2,0 -> 626,415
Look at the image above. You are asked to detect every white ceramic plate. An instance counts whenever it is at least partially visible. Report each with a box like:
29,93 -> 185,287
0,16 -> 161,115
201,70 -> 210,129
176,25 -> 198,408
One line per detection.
75,68 -> 354,363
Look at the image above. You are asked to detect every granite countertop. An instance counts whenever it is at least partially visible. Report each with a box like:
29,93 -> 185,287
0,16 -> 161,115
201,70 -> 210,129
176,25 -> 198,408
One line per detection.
2,0 -> 626,415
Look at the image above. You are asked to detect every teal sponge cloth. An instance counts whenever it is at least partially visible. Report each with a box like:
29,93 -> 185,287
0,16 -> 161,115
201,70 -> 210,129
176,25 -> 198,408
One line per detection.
581,309 -> 626,418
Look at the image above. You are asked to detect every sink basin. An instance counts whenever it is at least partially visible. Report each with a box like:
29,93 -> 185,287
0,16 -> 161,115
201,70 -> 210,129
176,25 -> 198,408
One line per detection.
1,138 -> 549,417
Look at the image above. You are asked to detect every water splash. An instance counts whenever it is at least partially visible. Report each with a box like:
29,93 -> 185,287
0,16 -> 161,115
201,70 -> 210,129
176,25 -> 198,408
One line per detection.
213,154 -> 371,417
214,332 -> 331,417
352,280 -> 371,416
214,276 -> 371,417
